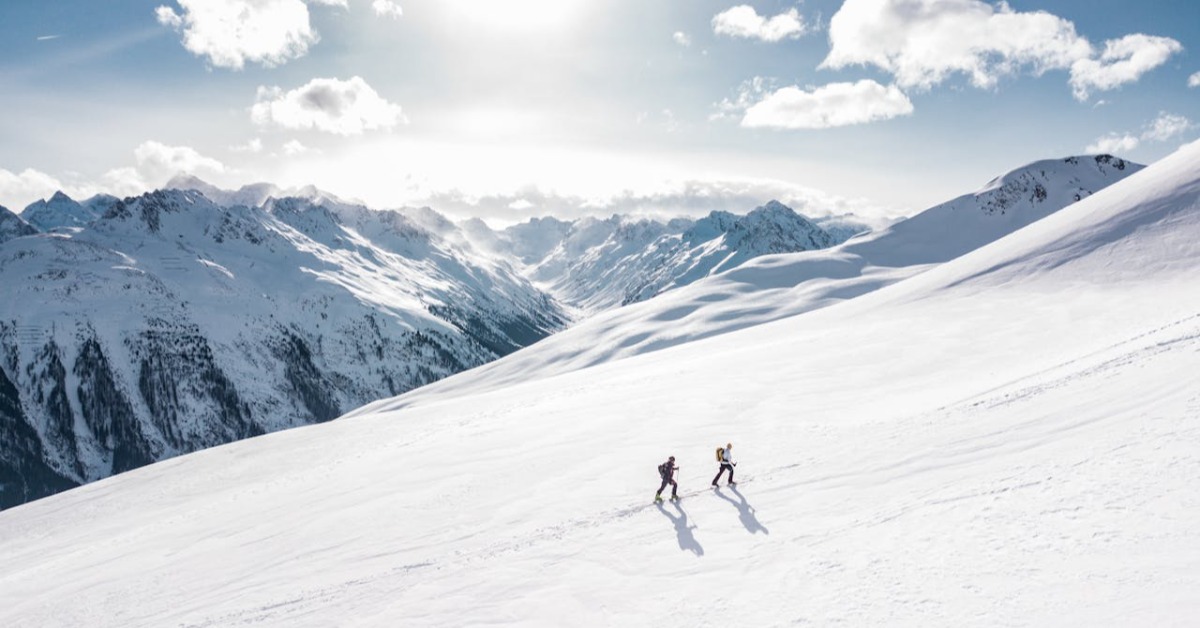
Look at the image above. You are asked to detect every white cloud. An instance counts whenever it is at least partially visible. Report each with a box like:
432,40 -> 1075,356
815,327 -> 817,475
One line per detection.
1069,35 -> 1183,100
673,31 -> 691,47
3,142 -> 231,209
738,80 -> 914,130
712,5 -> 808,42
282,139 -> 313,155
372,0 -> 403,19
155,0 -> 328,70
1085,133 -> 1139,155
103,141 -> 227,194
154,5 -> 183,28
822,0 -> 1179,100
231,138 -> 265,153
712,76 -> 774,121
0,168 -> 69,212
1190,72 -> 1200,88
1142,112 -> 1194,142
251,76 -> 406,135
1085,112 -> 1195,155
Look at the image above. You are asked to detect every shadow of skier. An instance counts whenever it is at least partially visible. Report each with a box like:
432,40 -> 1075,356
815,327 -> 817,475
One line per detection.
715,486 -> 769,535
656,501 -> 704,556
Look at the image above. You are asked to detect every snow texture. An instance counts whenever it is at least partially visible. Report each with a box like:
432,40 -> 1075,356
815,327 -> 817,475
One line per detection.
0,143 -> 1195,626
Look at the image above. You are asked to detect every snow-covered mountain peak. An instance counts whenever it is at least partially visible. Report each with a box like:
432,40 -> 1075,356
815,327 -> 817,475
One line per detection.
98,188 -> 221,235
19,191 -> 106,232
974,154 -> 1141,216
685,200 -> 833,254
0,204 -> 37,243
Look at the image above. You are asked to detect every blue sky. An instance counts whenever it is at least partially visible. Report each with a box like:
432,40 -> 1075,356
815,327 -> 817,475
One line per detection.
2,0 -> 1198,222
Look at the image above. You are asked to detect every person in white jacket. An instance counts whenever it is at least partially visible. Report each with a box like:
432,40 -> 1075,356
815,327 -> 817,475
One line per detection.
712,442 -> 736,486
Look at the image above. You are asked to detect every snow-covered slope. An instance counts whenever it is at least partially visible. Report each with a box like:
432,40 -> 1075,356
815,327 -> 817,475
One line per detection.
400,154 -> 1143,397
0,189 -> 566,507
0,144 -> 1196,626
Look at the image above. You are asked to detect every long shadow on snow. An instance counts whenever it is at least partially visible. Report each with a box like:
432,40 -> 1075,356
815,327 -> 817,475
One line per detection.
656,501 -> 704,556
715,486 -> 769,535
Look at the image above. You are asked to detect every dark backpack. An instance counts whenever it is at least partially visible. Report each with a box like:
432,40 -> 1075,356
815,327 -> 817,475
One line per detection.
657,462 -> 667,477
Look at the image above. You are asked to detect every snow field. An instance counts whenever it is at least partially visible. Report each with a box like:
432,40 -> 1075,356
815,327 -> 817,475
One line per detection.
0,144 -> 1197,626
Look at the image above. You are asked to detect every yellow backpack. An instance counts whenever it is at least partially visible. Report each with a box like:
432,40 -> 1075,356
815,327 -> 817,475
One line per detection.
715,446 -> 723,462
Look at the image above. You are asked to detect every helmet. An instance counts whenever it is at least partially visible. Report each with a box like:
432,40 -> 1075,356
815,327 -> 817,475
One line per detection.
668,455 -> 675,461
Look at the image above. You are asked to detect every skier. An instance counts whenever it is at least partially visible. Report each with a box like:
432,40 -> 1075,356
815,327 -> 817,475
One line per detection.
712,442 -> 736,487
655,455 -> 680,502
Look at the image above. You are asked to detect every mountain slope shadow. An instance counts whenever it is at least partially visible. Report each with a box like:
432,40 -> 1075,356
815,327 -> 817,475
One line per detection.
715,486 -> 769,535
656,501 -> 704,556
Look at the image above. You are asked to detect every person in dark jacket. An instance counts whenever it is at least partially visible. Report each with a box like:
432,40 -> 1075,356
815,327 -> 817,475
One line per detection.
655,456 -> 680,501
712,442 -> 736,486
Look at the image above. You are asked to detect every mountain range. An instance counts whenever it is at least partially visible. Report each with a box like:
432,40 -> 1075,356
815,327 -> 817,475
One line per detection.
0,176 -> 877,507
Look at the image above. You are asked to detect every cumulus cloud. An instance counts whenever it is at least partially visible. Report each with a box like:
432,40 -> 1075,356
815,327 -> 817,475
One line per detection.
712,5 -> 808,42
282,139 -> 314,155
740,80 -> 914,129
1085,133 -> 1140,155
1143,112 -> 1194,142
251,76 -> 406,135
372,0 -> 403,18
103,141 -> 227,195
155,0 -> 328,70
0,168 -> 70,212
822,0 -> 1179,100
1069,35 -> 1183,100
673,31 -> 691,47
1085,111 -> 1196,155
2,142 -> 231,210
1190,72 -> 1200,88
231,138 -> 264,153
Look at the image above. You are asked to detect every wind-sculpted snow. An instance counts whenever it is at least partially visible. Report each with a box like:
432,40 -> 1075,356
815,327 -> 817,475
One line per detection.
0,189 -> 567,508
1,144 -> 1197,626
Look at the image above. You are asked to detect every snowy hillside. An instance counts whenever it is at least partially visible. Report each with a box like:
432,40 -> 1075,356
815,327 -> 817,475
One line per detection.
479,201 -> 853,312
0,189 -> 566,507
0,143 -> 1196,626
366,154 -> 1144,399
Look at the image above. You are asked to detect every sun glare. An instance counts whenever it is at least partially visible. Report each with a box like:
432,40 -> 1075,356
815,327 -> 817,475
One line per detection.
440,0 -> 591,33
